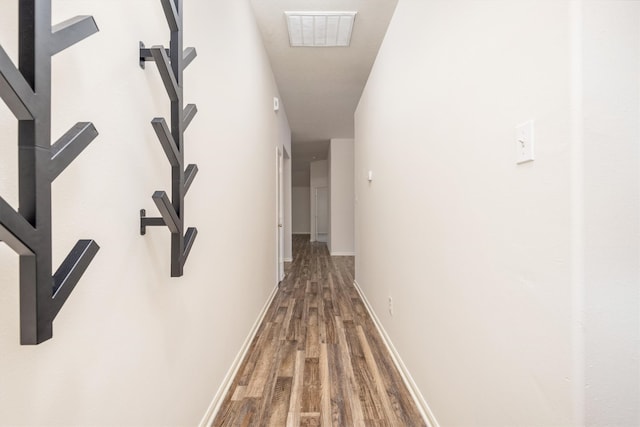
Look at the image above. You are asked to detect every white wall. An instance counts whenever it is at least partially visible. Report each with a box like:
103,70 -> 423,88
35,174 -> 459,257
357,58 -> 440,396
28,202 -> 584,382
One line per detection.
355,1 -> 638,425
329,138 -> 355,256
292,186 -> 311,234
309,160 -> 328,242
0,0 -> 290,425
581,2 -> 640,425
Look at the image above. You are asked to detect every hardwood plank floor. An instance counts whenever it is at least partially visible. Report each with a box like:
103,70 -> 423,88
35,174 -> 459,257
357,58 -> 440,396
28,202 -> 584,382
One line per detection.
211,235 -> 425,427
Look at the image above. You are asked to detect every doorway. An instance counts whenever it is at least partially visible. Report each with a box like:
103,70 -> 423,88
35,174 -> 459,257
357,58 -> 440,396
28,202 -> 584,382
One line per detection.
315,186 -> 328,243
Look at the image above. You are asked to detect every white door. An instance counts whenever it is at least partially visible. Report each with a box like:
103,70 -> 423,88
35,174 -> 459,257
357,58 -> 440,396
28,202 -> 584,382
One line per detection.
277,147 -> 285,282
315,187 -> 328,243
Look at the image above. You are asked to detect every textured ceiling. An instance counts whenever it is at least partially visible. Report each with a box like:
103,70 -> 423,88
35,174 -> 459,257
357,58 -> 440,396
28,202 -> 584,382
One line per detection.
250,0 -> 398,186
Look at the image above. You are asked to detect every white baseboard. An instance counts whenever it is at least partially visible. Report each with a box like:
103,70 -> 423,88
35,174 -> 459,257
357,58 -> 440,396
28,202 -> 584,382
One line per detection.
292,232 -> 310,235
330,251 -> 355,256
284,257 -> 293,262
198,284 -> 280,427
352,280 -> 440,427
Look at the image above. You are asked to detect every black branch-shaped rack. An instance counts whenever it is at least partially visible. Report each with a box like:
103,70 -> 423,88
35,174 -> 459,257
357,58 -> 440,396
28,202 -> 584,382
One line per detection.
0,1 -> 100,344
139,0 -> 198,277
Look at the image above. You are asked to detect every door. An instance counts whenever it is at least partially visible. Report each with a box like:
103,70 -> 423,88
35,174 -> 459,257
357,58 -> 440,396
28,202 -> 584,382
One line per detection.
277,147 -> 285,282
315,187 -> 328,243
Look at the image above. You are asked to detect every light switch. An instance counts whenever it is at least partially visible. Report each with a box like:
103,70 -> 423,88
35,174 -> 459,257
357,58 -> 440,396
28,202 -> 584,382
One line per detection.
368,170 -> 373,182
516,120 -> 535,164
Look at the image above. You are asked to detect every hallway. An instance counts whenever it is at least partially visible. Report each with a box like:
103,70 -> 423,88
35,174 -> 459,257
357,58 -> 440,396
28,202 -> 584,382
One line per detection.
0,1 -> 638,425
212,235 -> 425,426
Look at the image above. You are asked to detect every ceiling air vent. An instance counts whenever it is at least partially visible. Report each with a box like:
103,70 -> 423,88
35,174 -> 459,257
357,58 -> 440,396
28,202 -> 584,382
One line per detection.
285,11 -> 357,47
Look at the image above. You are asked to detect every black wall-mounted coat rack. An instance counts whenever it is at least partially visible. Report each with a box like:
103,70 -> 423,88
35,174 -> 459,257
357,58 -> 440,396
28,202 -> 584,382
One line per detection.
0,2 -> 100,344
139,0 -> 198,277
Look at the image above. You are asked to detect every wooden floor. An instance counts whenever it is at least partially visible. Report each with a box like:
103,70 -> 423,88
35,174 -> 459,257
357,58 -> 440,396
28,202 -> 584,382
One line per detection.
211,235 -> 426,427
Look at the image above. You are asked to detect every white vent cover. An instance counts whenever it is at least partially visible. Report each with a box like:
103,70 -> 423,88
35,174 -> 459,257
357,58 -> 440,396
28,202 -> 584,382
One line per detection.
285,11 -> 357,47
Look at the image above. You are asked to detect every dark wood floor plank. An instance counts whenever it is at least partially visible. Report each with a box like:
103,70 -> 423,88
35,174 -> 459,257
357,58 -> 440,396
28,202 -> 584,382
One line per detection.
301,357 -> 320,413
255,331 -> 290,425
357,325 -> 399,426
280,299 -> 295,341
245,323 -> 277,398
319,343 -> 332,427
266,376 -> 292,427
305,307 -> 320,358
300,414 -> 321,426
317,292 -> 327,345
344,320 -> 388,424
286,350 -> 305,426
277,340 -> 297,378
362,324 -> 427,426
211,234 -> 425,427
327,342 -> 352,426
335,316 -> 365,426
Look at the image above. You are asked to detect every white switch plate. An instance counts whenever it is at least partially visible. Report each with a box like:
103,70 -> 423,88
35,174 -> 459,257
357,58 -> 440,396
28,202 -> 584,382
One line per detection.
516,120 -> 535,164
367,170 -> 373,182
273,97 -> 279,112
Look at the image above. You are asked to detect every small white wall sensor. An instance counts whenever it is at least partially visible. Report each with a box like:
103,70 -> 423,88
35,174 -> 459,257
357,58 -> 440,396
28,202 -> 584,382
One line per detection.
273,97 -> 280,112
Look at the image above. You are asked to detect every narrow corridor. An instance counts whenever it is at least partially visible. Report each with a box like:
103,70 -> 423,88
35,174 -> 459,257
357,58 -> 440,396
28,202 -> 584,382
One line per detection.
212,235 -> 425,426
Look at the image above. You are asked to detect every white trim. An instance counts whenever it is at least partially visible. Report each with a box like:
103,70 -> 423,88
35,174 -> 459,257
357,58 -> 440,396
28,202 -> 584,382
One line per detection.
352,279 -> 440,427
284,257 -> 293,262
292,231 -> 310,235
330,251 -> 355,256
199,284 -> 280,427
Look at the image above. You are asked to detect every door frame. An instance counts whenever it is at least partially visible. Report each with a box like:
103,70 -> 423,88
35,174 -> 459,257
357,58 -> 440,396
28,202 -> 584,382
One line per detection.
276,146 -> 285,283
314,186 -> 328,242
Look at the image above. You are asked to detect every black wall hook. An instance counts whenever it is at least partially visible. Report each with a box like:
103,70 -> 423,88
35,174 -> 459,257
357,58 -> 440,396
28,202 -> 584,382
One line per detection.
139,0 -> 198,277
0,1 -> 100,344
